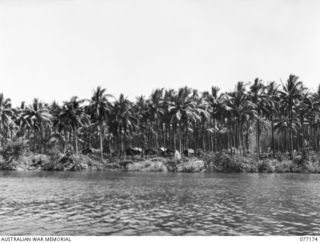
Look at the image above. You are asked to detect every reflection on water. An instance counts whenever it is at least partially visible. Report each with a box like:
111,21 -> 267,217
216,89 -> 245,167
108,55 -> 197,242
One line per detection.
0,171 -> 319,235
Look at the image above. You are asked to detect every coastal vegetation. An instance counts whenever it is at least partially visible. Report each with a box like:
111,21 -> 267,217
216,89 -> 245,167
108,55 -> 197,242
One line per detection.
1,74 -> 320,172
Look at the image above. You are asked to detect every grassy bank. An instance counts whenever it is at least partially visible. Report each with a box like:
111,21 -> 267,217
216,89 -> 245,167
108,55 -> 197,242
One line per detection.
201,152 -> 320,173
1,146 -> 320,173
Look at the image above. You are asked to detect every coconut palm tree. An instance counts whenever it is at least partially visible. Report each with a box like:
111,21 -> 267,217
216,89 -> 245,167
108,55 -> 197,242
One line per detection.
0,94 -> 14,144
279,74 -> 303,157
297,90 -> 313,152
169,87 -> 199,152
109,94 -> 137,156
309,85 -> 320,151
51,101 -> 71,152
20,99 -> 52,153
87,86 -> 113,162
56,97 -> 88,156
192,91 -> 209,151
249,78 -> 266,160
265,81 -> 279,157
134,95 -> 148,149
227,82 -> 255,155
204,86 -> 229,152
163,89 -> 176,149
147,89 -> 165,148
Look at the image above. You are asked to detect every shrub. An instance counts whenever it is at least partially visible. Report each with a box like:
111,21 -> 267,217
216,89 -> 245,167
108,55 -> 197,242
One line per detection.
47,147 -> 64,162
0,138 -> 28,161
258,159 -> 275,173
293,155 -> 303,166
274,160 -> 292,173
238,158 -> 258,172
297,160 -> 316,173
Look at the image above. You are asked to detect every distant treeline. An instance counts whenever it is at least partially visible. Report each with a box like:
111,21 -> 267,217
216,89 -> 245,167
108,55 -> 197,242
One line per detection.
0,74 -> 318,161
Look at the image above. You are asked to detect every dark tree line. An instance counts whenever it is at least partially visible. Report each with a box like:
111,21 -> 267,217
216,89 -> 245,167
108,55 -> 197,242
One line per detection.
0,74 -> 319,161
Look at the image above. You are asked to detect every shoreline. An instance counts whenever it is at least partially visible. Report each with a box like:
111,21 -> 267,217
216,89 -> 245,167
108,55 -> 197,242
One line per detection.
1,151 -> 320,174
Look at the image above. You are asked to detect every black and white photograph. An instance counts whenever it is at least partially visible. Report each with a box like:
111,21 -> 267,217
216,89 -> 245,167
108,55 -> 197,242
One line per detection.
0,0 -> 320,239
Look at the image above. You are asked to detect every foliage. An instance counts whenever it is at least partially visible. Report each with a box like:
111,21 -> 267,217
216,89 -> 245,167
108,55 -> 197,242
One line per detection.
0,74 -> 320,163
0,137 -> 28,161
258,159 -> 276,173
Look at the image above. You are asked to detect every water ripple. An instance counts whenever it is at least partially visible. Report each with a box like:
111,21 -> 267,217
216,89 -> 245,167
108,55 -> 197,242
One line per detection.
0,172 -> 320,235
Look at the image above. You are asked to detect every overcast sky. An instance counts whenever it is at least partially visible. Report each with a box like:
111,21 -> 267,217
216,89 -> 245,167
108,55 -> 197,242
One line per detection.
1,0 -> 320,105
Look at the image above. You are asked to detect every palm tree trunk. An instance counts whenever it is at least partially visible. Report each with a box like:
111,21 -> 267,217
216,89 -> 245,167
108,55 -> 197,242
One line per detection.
257,119 -> 260,162
213,119 -> 217,152
99,124 -> 104,163
179,125 -> 182,153
121,134 -> 125,159
242,126 -> 246,156
202,125 -> 205,151
289,106 -> 294,158
271,116 -> 275,158
74,127 -> 79,156
316,127 -> 318,152
40,125 -> 45,154
186,126 -> 189,149
193,124 -> 196,151
284,130 -> 287,152
210,133 -> 214,152
238,119 -> 242,155
162,123 -> 165,147
300,117 -> 304,153
313,126 -> 316,151
173,127 -> 176,150
227,127 -> 230,154
156,122 -> 159,148
290,123 -> 293,157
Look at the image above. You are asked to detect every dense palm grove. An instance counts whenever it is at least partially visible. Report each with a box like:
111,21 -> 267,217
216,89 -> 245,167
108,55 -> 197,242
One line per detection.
0,74 -> 319,162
